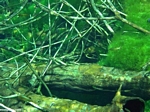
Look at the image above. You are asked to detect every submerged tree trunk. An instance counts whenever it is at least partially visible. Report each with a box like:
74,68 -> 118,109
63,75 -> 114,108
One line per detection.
0,63 -> 150,99
0,63 -> 148,111
43,63 -> 150,100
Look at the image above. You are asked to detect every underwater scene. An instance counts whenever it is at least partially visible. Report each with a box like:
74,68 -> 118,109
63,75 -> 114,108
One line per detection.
0,0 -> 150,111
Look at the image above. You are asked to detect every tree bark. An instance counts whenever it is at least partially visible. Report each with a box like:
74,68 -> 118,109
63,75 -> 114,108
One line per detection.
0,63 -> 150,99
43,63 -> 150,100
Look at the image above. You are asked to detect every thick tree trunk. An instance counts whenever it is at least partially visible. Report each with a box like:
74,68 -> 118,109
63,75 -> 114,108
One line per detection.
0,63 -> 150,99
0,63 -> 147,111
43,63 -> 150,100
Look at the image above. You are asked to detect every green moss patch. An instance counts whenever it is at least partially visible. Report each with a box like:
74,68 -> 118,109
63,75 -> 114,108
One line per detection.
100,32 -> 150,71
99,0 -> 150,71
121,0 -> 150,31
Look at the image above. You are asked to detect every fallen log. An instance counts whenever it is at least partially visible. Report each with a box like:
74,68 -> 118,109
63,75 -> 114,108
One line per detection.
43,63 -> 150,100
21,86 -> 144,112
0,63 -> 150,100
0,63 -> 148,111
1,86 -> 144,112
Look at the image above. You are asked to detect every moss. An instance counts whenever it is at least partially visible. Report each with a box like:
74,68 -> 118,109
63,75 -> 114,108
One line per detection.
145,100 -> 150,112
120,0 -> 150,31
98,0 -> 150,71
99,32 -> 150,71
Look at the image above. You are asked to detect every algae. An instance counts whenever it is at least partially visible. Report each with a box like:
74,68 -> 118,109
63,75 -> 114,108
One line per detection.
121,0 -> 150,31
99,0 -> 150,71
100,32 -> 150,71
145,100 -> 150,112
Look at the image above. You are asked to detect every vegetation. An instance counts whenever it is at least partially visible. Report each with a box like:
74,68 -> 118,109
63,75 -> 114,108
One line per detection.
99,0 -> 150,71
0,0 -> 150,111
0,0 -> 117,64
145,100 -> 150,112
122,0 -> 150,30
100,33 -> 150,71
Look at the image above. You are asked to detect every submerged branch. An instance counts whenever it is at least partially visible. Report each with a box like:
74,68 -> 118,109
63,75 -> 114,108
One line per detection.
107,0 -> 150,34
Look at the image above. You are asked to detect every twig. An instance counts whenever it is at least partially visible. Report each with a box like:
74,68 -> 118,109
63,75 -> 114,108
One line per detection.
24,57 -> 53,97
107,0 -> 150,34
4,0 -> 28,22
0,103 -> 16,112
0,12 -> 47,31
90,0 -> 114,34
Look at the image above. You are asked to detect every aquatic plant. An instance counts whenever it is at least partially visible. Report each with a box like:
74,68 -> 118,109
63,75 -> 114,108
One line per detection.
100,33 -> 150,71
0,0 -> 121,63
145,100 -> 150,112
121,0 -> 150,31
98,0 -> 150,71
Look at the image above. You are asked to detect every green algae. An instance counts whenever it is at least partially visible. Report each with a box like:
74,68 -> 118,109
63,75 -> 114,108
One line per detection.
100,32 -> 150,71
120,0 -> 150,31
145,100 -> 150,112
99,0 -> 150,71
